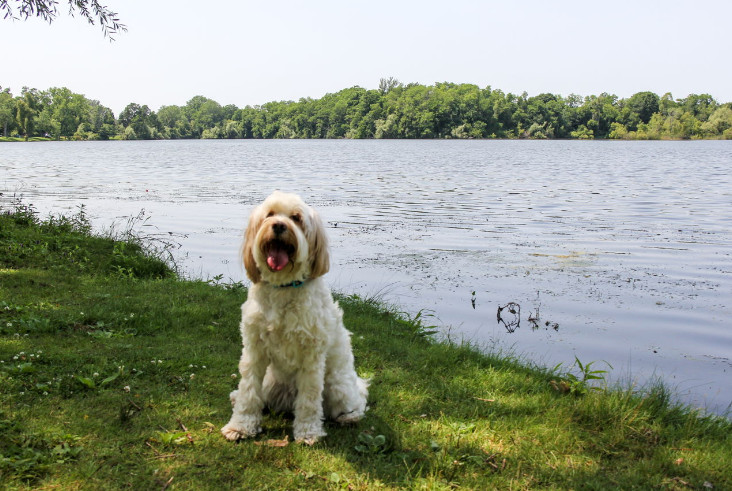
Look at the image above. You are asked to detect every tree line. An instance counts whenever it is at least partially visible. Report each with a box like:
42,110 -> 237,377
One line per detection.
2,80 -> 731,141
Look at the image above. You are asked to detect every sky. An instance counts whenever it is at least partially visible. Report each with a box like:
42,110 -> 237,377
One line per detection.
2,0 -> 731,116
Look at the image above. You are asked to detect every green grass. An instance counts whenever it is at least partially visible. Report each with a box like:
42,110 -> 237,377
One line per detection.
1,202 -> 730,490
0,137 -> 54,142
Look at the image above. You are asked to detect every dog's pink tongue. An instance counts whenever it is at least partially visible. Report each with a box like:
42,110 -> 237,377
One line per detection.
267,249 -> 289,271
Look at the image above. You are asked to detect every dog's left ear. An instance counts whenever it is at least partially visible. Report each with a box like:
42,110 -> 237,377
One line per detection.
242,205 -> 263,283
308,208 -> 330,278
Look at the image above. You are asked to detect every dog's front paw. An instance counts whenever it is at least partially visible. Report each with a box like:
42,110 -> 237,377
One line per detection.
335,410 -> 365,425
296,435 -> 319,446
221,416 -> 261,441
293,422 -> 327,445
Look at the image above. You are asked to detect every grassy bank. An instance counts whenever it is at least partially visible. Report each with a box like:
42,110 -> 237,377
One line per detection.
1,203 -> 730,490
0,137 -> 54,143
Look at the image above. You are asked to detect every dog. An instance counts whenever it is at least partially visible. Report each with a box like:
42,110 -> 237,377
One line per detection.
221,191 -> 368,444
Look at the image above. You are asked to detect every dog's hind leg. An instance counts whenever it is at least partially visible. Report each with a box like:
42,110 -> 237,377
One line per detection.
323,339 -> 369,424
325,371 -> 369,424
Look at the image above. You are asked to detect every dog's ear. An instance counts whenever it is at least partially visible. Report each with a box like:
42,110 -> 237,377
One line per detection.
308,208 -> 330,278
242,205 -> 263,283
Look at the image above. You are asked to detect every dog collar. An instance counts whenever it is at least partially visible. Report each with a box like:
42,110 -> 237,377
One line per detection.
271,280 -> 307,288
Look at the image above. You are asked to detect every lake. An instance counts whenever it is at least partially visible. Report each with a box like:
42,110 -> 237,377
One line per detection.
2,139 -> 731,415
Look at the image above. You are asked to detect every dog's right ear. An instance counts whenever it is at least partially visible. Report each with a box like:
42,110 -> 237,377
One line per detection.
242,205 -> 263,283
307,207 -> 330,279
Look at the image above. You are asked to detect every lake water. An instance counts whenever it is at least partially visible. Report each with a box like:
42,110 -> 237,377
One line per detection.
2,139 -> 731,415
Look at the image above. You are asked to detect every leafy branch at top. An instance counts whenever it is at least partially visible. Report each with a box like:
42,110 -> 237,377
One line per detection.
0,0 -> 126,40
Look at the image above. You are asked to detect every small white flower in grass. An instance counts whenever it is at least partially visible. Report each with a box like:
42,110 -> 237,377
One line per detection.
190,373 -> 195,380
202,365 -> 206,369
231,374 -> 237,379
6,322 -> 11,327
43,391 -> 48,396
123,386 -> 131,393
93,373 -> 99,378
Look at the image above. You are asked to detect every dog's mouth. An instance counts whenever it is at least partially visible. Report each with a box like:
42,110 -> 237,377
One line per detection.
264,239 -> 294,272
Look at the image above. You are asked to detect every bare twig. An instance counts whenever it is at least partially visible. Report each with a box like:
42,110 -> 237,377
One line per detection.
161,476 -> 174,491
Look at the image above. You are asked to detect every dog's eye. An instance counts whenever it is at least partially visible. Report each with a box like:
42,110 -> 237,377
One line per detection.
266,211 -> 275,218
291,214 -> 301,223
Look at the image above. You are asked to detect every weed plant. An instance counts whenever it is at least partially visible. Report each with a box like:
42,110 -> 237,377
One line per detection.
1,201 -> 730,489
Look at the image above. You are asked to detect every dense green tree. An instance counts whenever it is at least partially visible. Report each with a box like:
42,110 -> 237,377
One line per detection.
581,93 -> 619,138
15,88 -> 41,140
378,77 -> 401,95
88,99 -> 115,138
222,104 -> 238,121
157,105 -> 184,128
0,88 -> 15,136
118,102 -> 157,140
46,87 -> 91,137
679,94 -> 717,122
184,96 -> 225,138
391,83 -> 437,138
35,105 -> 61,138
489,90 -> 519,138
701,106 -> 732,138
3,81 -> 731,141
658,92 -> 677,116
625,91 -> 660,124
352,90 -> 383,138
157,105 -> 189,139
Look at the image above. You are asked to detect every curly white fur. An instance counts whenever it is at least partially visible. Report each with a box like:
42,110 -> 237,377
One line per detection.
221,191 -> 368,444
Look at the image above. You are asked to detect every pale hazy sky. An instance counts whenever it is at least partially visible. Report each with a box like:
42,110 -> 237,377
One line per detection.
2,0 -> 730,115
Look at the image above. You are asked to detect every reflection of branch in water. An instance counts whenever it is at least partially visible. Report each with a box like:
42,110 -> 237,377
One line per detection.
497,302 -> 521,333
497,301 -> 559,333
529,307 -> 540,330
529,290 -> 541,330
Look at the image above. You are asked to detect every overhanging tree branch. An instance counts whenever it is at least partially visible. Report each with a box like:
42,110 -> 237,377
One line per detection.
0,0 -> 126,40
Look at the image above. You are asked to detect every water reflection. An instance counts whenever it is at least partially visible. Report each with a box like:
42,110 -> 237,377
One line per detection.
497,302 -> 521,333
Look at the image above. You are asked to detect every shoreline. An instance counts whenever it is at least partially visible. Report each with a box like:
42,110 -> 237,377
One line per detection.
3,135 -> 731,143
1,202 -> 730,488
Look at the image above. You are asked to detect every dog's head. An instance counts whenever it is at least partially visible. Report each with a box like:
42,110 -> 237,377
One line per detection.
242,191 -> 330,285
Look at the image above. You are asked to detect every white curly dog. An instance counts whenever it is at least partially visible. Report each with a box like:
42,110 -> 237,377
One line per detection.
221,191 -> 368,444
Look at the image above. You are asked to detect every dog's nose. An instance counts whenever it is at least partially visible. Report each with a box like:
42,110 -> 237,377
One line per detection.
272,222 -> 287,235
